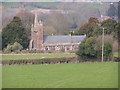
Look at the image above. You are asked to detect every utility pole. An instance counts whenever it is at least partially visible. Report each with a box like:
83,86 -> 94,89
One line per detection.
100,0 -> 105,62
102,27 -> 104,62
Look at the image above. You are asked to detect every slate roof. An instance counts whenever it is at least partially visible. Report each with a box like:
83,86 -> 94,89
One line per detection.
43,35 -> 86,44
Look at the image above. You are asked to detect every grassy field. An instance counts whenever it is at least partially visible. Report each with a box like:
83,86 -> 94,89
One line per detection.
2,52 -> 119,60
2,53 -> 76,60
113,52 -> 120,57
2,62 -> 118,88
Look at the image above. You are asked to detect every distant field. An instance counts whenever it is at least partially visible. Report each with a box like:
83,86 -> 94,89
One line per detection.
2,53 -> 76,60
3,62 -> 118,88
2,52 -> 119,60
113,52 -> 120,57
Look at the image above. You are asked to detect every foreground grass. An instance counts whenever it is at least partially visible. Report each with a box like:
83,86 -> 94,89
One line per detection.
0,66 -> 1,89
2,53 -> 76,60
3,62 -> 118,88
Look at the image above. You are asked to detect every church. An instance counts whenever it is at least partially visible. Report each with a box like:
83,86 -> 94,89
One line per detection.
29,13 -> 86,52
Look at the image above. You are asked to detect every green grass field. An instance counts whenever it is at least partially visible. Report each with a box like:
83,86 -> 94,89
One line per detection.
3,62 -> 118,88
2,53 -> 76,60
2,52 -> 119,60
114,52 -> 120,57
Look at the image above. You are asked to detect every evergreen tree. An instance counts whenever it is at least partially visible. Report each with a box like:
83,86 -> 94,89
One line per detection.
74,17 -> 99,37
101,19 -> 118,38
2,16 -> 29,49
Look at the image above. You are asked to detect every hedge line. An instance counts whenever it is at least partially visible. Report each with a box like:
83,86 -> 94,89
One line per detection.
114,57 -> 120,62
2,57 -> 78,65
2,56 -> 119,66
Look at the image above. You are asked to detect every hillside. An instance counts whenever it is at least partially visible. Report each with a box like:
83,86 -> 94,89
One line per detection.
1,2 -> 118,35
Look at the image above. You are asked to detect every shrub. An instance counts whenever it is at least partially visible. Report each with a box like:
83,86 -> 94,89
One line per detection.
76,37 -> 97,60
76,36 -> 113,61
4,42 -> 23,53
104,42 -> 113,61
12,42 -> 23,51
4,44 -> 13,52
61,48 -> 65,52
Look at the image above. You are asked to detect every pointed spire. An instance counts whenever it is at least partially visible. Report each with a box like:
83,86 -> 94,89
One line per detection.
34,11 -> 39,27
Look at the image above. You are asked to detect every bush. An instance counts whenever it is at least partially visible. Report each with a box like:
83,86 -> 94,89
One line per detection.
76,37 -> 97,60
76,36 -> 113,61
104,42 -> 113,61
61,48 -> 65,52
4,42 -> 23,53
12,42 -> 23,51
4,44 -> 13,53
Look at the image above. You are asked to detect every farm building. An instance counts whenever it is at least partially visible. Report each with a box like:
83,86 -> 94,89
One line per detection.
29,13 -> 86,52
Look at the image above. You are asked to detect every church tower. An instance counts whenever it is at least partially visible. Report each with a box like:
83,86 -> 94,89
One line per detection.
29,12 -> 43,50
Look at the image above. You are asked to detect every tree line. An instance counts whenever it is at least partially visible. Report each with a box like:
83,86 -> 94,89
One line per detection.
75,17 -> 119,61
2,2 -> 117,35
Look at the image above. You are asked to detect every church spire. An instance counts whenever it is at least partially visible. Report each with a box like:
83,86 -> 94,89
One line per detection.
29,12 -> 43,50
34,12 -> 39,27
